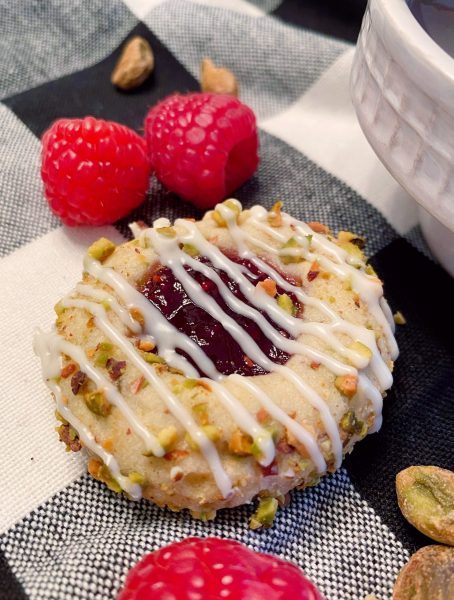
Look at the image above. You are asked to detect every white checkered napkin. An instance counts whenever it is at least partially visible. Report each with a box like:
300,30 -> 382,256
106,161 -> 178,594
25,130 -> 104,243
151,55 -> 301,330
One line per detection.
1,1 -> 453,599
1,471 -> 408,600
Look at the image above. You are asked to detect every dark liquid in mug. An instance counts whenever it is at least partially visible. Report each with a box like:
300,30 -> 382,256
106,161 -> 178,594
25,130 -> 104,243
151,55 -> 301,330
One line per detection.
407,1 -> 454,58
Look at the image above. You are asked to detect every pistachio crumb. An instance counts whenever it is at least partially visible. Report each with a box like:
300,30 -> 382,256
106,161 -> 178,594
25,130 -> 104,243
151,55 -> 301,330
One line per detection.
335,374 -> 358,399
249,497 -> 279,529
87,238 -> 116,262
277,293 -> 296,316
128,471 -> 145,486
229,430 -> 253,456
181,243 -> 200,257
84,390 -> 111,417
267,201 -> 283,227
280,237 -> 304,264
158,426 -> 178,451
256,278 -> 277,297
394,311 -> 407,325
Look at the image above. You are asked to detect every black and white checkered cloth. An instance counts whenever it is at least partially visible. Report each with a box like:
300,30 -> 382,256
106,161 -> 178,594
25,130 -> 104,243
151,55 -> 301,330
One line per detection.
1,1 -> 453,599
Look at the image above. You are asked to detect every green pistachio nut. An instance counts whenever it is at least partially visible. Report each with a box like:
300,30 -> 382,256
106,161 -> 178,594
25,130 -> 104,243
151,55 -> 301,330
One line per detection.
396,466 -> 454,546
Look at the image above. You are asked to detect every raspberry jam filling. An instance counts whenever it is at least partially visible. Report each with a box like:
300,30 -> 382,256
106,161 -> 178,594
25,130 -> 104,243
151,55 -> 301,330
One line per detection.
139,255 -> 302,377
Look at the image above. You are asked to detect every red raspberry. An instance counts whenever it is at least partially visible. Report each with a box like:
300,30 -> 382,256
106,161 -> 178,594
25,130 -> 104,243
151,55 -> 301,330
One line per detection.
117,537 -> 324,600
144,93 -> 259,209
41,117 -> 150,226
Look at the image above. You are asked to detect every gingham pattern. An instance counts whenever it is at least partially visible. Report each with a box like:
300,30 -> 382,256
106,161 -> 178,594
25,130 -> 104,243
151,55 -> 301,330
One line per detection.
1,1 -> 453,599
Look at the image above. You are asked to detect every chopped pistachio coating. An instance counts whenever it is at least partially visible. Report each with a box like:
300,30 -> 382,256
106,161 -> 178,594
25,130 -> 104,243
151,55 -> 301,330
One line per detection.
340,410 -> 367,436
393,545 -> 454,600
158,426 -> 178,451
55,410 -> 68,425
349,341 -> 373,361
202,424 -> 221,442
157,226 -> 177,238
140,351 -> 165,365
212,199 -> 240,227
87,238 -> 116,262
338,240 -> 365,262
267,200 -> 283,227
338,230 -> 365,249
185,432 -> 199,451
95,350 -> 110,367
128,471 -> 145,485
84,390 -> 112,417
365,264 -> 378,277
183,378 -> 198,389
280,237 -> 304,264
192,402 -> 209,425
335,374 -> 358,399
249,497 -> 279,529
229,430 -> 253,456
396,466 -> 454,546
181,243 -> 200,257
277,293 -> 296,316
88,458 -> 122,493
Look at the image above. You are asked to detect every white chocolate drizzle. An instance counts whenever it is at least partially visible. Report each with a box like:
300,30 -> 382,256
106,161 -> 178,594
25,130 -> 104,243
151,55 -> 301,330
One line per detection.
34,200 -> 398,501
58,295 -> 232,498
33,329 -> 142,499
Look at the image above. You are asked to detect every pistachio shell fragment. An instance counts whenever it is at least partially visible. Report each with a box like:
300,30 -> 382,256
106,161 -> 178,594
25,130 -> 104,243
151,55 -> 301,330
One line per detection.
396,466 -> 454,546
200,57 -> 238,96
393,545 -> 454,599
394,311 -> 407,325
111,36 -> 154,91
